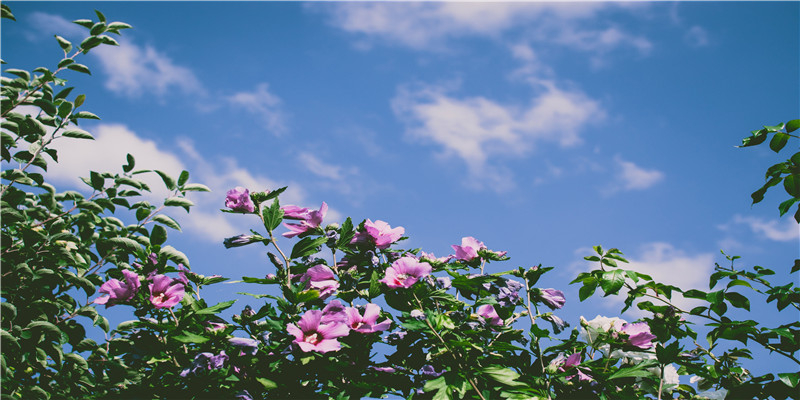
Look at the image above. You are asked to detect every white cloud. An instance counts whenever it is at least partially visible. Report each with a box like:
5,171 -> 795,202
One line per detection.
320,2 -> 651,57
92,38 -> 203,98
392,80 -> 602,191
226,83 -> 287,136
25,12 -> 85,41
44,123 -> 329,243
603,156 -> 664,195
684,26 -> 710,47
730,215 -> 800,242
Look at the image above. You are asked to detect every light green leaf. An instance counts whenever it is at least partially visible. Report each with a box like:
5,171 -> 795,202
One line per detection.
161,245 -> 189,267
153,214 -> 181,231
195,300 -> 237,315
172,331 -> 209,344
182,183 -> 210,192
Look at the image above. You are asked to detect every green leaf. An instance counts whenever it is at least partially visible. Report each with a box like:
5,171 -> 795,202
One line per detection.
725,292 -> 750,311
67,63 -> 91,75
61,129 -> 94,140
778,372 -> 800,388
1,4 -> 16,20
26,321 -> 62,337
89,171 -> 104,190
482,366 -> 524,387
123,153 -> 135,172
161,245 -> 190,267
785,119 -> 800,133
172,331 -> 209,344
33,99 -> 56,116
600,269 -> 625,296
107,22 -> 133,31
54,35 -> 72,53
155,170 -> 176,190
150,224 -> 167,246
783,174 -> 800,198
74,94 -> 85,107
578,280 -> 597,302
95,10 -> 106,23
153,214 -> 181,231
106,237 -> 142,253
195,300 -> 237,315
290,236 -> 328,259
73,111 -> 100,120
778,197 -> 799,217
73,19 -> 94,29
608,363 -> 659,380
4,68 -> 29,81
177,170 -> 190,186
256,377 -> 277,389
739,130 -> 768,147
770,132 -> 790,153
163,196 -> 194,212
263,199 -> 284,231
181,183 -> 210,192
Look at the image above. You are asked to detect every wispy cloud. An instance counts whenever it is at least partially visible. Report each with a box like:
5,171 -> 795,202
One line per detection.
25,11 -> 85,41
226,83 -> 288,136
392,80 -> 602,191
46,123 -> 322,242
318,2 -> 652,58
93,38 -> 203,98
602,156 -> 664,195
728,215 -> 800,242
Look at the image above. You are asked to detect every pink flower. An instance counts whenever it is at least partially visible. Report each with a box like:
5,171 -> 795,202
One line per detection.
300,265 -> 339,300
149,274 -> 185,309
352,219 -> 404,249
345,304 -> 392,333
558,353 -> 593,382
621,322 -> 657,349
381,257 -> 432,288
225,187 -> 255,213
420,251 -> 454,264
282,202 -> 327,238
452,237 -> 486,261
321,300 -> 348,324
281,205 -> 311,220
94,269 -> 141,307
476,304 -> 503,326
538,288 -> 566,310
287,310 -> 350,353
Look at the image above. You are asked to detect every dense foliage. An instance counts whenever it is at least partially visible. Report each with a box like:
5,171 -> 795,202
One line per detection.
1,6 -> 798,399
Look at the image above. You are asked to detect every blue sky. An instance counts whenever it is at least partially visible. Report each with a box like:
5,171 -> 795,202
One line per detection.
3,1 -> 798,378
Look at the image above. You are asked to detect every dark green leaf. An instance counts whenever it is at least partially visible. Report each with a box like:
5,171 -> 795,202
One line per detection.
779,372 -> 800,388
482,366 -> 524,387
783,174 -> 800,198
54,35 -> 72,53
770,132 -> 790,153
600,269 -> 625,296
263,199 -> 284,231
177,170 -> 190,186
4,68 -> 29,81
123,153 -> 135,172
290,236 -> 328,260
172,331 -> 209,344
739,130 -> 768,147
33,99 -> 56,115
106,237 -> 142,253
163,196 -> 193,211
67,63 -> 91,75
61,128 -> 95,140
155,170 -> 176,190
153,214 -> 181,231
778,197 -> 799,216
161,245 -> 190,267
578,280 -> 597,302
150,224 -> 167,246
725,292 -> 750,311
785,119 -> 800,133
73,111 -> 100,120
195,300 -> 237,315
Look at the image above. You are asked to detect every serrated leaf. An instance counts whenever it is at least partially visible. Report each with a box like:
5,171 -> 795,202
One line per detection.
264,199 -> 284,231
600,269 -> 625,296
